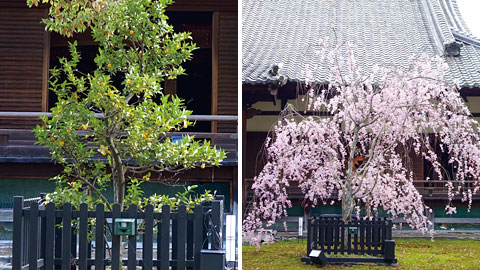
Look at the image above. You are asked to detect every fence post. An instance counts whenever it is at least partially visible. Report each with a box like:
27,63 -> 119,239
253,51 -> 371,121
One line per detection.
200,196 -> 226,270
143,204 -> 154,270
384,240 -> 396,264
159,205 -> 170,270
95,204 -> 105,270
307,217 -> 312,255
211,196 -> 224,249
193,206 -> 203,270
40,203 -> 46,266
79,203 -> 89,270
62,203 -> 72,270
177,205 -> 187,270
44,203 -> 55,269
200,250 -> 226,270
313,217 -> 318,252
111,204 -> 121,270
12,196 -> 24,270
127,205 -> 137,270
28,202 -> 39,270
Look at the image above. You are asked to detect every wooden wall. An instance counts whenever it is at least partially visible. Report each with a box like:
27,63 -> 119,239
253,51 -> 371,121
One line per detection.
0,1 -> 48,129
0,0 -> 238,132
214,12 -> 238,133
167,0 -> 237,11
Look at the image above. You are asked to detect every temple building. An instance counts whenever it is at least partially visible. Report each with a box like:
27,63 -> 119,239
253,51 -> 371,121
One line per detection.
243,0 -> 480,229
0,0 -> 238,239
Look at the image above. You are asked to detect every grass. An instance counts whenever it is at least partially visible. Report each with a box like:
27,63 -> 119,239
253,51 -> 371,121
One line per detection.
243,238 -> 480,270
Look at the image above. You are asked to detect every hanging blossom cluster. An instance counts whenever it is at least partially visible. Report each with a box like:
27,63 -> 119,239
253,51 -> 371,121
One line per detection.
243,42 -> 480,246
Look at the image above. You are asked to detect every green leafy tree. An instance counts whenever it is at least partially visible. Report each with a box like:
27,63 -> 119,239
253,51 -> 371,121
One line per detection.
29,0 -> 226,209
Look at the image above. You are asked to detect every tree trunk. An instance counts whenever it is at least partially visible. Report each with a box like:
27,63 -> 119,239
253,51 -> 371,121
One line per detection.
109,137 -> 125,268
108,135 -> 125,208
366,197 -> 372,218
341,194 -> 354,222
113,176 -> 125,207
342,127 -> 359,249
342,185 -> 355,249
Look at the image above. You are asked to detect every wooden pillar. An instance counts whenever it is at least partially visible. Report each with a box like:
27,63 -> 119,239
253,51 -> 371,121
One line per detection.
211,12 -> 219,133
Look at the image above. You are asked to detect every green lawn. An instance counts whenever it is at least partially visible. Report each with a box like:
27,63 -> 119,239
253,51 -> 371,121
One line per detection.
243,238 -> 480,270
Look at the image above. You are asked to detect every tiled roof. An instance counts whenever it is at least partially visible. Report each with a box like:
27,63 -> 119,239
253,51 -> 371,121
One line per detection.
242,0 -> 480,88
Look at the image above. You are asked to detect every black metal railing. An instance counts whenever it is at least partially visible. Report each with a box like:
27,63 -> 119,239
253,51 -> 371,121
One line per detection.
305,215 -> 396,264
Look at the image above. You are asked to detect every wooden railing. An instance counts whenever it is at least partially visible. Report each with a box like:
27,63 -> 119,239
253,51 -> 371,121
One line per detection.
413,180 -> 479,199
244,178 -> 480,201
0,112 -> 238,164
0,112 -> 238,122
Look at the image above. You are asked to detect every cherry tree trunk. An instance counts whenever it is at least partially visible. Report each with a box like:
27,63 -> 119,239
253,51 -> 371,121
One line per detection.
341,186 -> 355,249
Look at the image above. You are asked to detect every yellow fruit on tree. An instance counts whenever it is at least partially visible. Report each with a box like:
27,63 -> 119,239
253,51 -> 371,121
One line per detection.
59,141 -> 64,146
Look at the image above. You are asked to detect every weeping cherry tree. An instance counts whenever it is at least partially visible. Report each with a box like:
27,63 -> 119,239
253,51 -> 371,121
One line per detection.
243,42 -> 480,245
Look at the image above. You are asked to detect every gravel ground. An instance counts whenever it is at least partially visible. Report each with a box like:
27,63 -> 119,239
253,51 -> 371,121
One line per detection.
272,230 -> 480,242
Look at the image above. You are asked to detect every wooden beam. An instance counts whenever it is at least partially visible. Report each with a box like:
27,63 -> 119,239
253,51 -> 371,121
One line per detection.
164,79 -> 177,96
42,17 -> 50,112
167,0 -> 237,12
211,12 -> 220,133
0,112 -> 237,121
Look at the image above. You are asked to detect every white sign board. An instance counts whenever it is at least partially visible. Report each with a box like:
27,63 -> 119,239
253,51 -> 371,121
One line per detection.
309,249 -> 321,257
225,215 -> 236,262
298,217 -> 303,237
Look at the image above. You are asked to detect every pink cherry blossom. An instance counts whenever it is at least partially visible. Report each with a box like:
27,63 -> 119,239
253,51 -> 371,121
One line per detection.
243,44 -> 480,246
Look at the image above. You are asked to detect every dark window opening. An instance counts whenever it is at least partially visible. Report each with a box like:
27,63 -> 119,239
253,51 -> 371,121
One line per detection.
166,11 -> 213,132
49,40 -> 98,110
423,136 -> 457,188
48,11 -> 213,133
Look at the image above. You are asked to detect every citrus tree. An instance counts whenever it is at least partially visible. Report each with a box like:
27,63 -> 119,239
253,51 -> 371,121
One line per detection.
244,42 -> 480,245
28,0 -> 226,209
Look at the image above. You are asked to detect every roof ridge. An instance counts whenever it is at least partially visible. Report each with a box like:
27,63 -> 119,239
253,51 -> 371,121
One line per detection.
452,30 -> 480,48
441,0 -> 472,35
437,0 -> 480,49
418,0 -> 446,55
242,0 -> 480,87
424,0 -> 456,45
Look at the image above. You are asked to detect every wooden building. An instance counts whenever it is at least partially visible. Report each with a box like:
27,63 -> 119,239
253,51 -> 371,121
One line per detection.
243,0 -> 480,226
0,0 -> 238,213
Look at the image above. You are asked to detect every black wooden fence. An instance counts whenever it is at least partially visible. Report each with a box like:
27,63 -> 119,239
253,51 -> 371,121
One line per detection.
12,196 -> 226,270
305,215 -> 396,264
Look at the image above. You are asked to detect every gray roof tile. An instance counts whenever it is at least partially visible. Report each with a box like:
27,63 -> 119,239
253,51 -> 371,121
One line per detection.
242,0 -> 480,88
